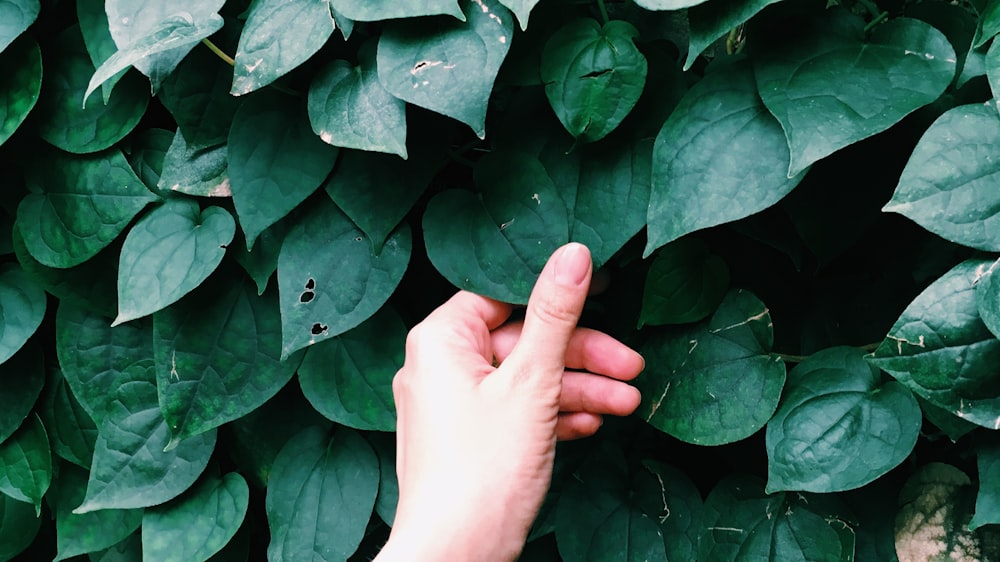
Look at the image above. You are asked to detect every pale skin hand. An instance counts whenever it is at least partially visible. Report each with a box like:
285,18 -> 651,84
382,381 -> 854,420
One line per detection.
375,243 -> 644,561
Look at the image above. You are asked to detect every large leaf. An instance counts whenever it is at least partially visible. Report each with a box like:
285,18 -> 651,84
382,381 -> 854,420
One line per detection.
377,0 -> 513,138
0,35 -> 41,147
0,0 -> 37,54
104,0 -> 225,91
308,45 -> 407,158
685,0 -> 782,70
230,0 -> 334,95
869,260 -> 1000,429
266,426 -> 379,561
34,26 -> 148,154
277,195 -> 410,358
754,12 -> 956,176
0,414 -> 50,514
153,279 -> 299,446
766,347 -> 921,493
640,238 -> 729,327
142,472 -> 249,561
697,474 -> 856,561
0,492 -> 41,562
74,360 -> 216,513
227,91 -> 338,249
540,18 -> 647,143
423,150 -> 568,304
646,57 -> 803,255
52,464 -> 142,562
0,346 -> 44,445
635,289 -> 786,445
0,263 -> 45,365
17,148 -> 159,269
298,306 -> 403,431
328,0 -> 463,22
114,198 -> 235,325
884,104 -> 1000,251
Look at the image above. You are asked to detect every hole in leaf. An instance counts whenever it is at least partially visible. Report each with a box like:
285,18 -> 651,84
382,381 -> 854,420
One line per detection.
580,68 -> 613,79
304,278 -> 315,290
311,323 -> 328,335
299,291 -> 314,303
355,236 -> 363,242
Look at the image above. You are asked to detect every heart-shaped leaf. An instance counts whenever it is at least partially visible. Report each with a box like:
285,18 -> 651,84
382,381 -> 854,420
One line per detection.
377,0 -> 513,138
540,18 -> 647,143
51,464 -> 142,562
635,289 -> 786,445
754,12 -> 956,176
329,0 -> 463,22
0,35 -> 41,147
0,263 -> 46,365
766,346 -> 921,493
0,413 -> 50,514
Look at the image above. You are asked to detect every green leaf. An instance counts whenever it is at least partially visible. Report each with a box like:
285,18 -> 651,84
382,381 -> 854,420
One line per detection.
52,463 -> 142,562
126,128 -> 173,194
277,195 -> 411,358
104,0 -> 225,91
645,57 -> 803,255
635,289 -> 786,445
114,198 -> 235,325
640,238 -> 729,327
232,221 -> 287,296
328,0 -> 463,21
971,439 -> 1000,529
34,25 -> 148,154
369,433 -> 398,526
894,463 -> 999,561
0,492 -> 41,562
884,104 -> 1000,251
754,13 -> 956,176
0,414 -> 50,514
0,35 -> 41,147
230,0 -> 334,95
85,12 -> 224,105
0,344 -> 44,445
765,346 -> 921,493
424,150 -> 568,304
0,263 -> 45,365
41,370 -> 98,470
77,0 -> 124,103
154,279 -> 299,446
919,396 -> 978,443
975,0 -> 1000,48
266,426 -> 379,562
142,472 -> 249,561
685,0 -> 782,70
498,0 -> 539,30
869,259 -> 1000,429
17,148 -> 159,269
978,257 -> 1000,337
90,533 -> 141,562
158,133 -> 230,198
227,92 -> 338,249
376,0 -> 513,138
74,360 -> 216,513
697,474 -> 856,561
633,0 -> 710,10
298,306 -> 403,431
158,45 -> 242,149
0,0 -> 38,54
540,19 -> 647,143
308,52 -> 407,158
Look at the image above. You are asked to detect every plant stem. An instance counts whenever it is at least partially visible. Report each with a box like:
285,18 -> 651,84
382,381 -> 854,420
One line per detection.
202,38 -> 235,66
772,342 -> 882,363
597,0 -> 610,24
863,11 -> 889,32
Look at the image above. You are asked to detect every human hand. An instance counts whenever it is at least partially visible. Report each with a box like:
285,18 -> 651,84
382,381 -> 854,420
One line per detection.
375,243 -> 644,561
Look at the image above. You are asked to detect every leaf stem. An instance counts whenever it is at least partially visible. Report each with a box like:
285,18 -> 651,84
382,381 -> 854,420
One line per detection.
863,11 -> 889,33
596,0 -> 610,24
202,38 -> 235,67
771,342 -> 881,364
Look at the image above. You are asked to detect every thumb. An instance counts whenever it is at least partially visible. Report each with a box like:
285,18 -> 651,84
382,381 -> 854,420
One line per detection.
506,243 -> 592,375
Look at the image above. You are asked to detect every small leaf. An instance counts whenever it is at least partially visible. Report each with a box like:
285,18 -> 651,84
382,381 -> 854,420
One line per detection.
0,0 -> 38,54
114,199 -> 235,325
157,132 -> 230,198
77,0 -> 125,103
685,0 -> 782,70
971,439 -> 1000,529
228,91 -> 338,249
754,12 -> 956,176
377,0 -> 513,138
765,347 -> 921,493
74,361 -> 216,513
0,263 -> 45,365
0,344 -> 44,445
52,464 -> 142,562
230,0 -> 334,95
646,57 -> 804,255
0,35 -> 41,147
154,279 -> 299,445
0,493 -> 41,562
640,238 -> 729,326
40,370 -> 98,470
142,472 -> 249,561
329,0 -> 463,21
0,414 -> 50,514
277,195 -> 411,358
16,148 -> 160,269
423,150 -> 568,304
298,306 -> 403,431
869,259 -> 1000,429
885,103 -> 1000,251
540,18 -> 647,143
309,52 -> 407,158
635,289 -> 786,445
266,426 -> 379,562
498,0 -> 539,30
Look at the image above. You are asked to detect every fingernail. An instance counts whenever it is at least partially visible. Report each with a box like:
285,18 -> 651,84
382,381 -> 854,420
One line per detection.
553,243 -> 590,287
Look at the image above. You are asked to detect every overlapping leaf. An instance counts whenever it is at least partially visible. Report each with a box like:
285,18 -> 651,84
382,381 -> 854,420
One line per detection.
52,464 -> 142,562
231,0 -> 335,95
885,104 -> 1000,251
685,0 -> 782,70
0,346 -> 43,445
0,263 -> 46,365
41,371 -> 97,469
0,0 -> 38,54
0,414 -> 50,514
635,289 -> 786,445
77,0 -> 124,103
126,128 -> 172,194
157,131 -> 230,197
114,198 -> 235,325
158,46 -> 241,149
0,35 -> 40,147
329,0 -> 463,22
640,238 -> 729,326
754,12 -> 956,176
972,439 -> 1000,529
0,493 -> 40,562
646,58 -> 803,255
377,0 -> 513,138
